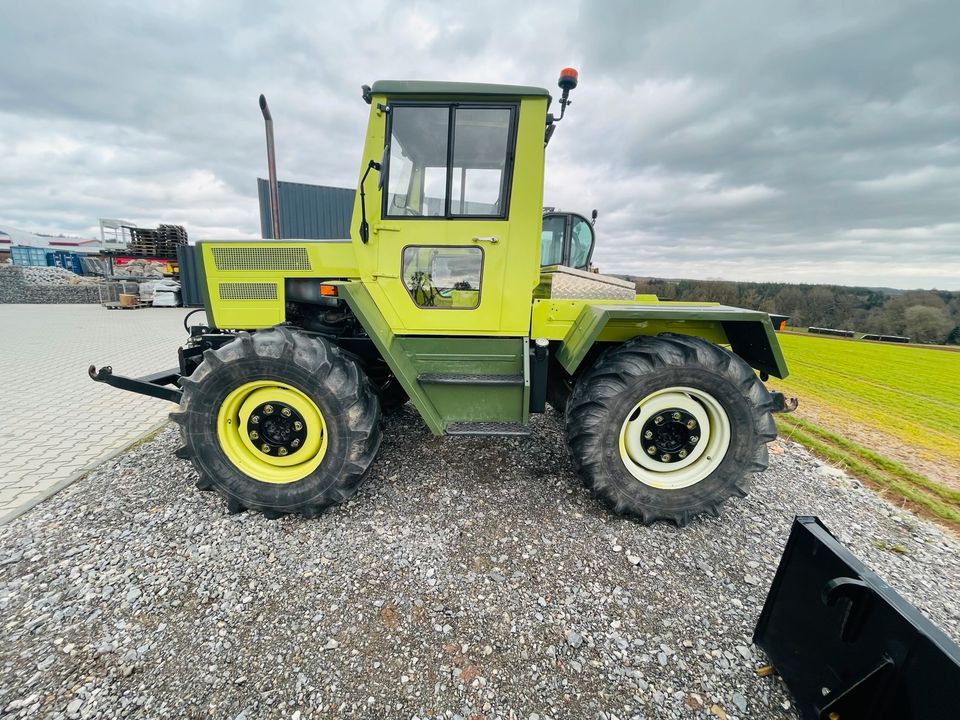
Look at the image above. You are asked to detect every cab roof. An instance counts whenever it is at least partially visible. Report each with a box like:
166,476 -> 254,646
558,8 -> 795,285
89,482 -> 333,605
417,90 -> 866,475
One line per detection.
370,80 -> 551,98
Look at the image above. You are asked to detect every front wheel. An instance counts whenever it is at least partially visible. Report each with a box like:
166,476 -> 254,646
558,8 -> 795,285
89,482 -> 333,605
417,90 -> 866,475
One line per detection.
172,327 -> 381,518
564,334 -> 776,525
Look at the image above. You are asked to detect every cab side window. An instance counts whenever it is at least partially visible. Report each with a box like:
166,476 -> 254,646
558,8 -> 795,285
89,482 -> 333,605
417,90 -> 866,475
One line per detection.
384,104 -> 516,219
402,246 -> 482,308
450,108 -> 512,216
569,217 -> 594,269
386,106 -> 449,216
540,215 -> 566,266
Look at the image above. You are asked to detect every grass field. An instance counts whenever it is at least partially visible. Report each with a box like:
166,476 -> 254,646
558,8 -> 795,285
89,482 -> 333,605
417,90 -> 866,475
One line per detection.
766,332 -> 960,527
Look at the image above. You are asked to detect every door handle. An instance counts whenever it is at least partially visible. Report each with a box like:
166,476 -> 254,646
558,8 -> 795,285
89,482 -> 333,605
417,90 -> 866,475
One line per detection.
472,236 -> 499,244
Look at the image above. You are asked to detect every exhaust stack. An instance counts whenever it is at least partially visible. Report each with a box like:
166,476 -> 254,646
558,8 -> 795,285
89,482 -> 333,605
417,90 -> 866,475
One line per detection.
259,94 -> 281,239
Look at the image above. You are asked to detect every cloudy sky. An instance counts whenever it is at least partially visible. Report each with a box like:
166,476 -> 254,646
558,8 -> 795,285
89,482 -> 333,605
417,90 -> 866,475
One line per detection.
2,0 -> 958,289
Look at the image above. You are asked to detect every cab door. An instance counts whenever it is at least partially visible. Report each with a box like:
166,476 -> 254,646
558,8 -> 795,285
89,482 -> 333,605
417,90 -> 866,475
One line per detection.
372,102 -> 518,334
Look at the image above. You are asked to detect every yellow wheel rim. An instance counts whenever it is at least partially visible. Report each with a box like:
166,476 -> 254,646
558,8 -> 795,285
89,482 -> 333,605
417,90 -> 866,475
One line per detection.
216,380 -> 328,484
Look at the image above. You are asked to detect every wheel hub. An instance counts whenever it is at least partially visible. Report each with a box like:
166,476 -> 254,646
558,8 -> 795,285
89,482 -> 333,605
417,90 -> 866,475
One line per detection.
618,386 -> 731,491
641,408 -> 700,463
247,401 -> 307,457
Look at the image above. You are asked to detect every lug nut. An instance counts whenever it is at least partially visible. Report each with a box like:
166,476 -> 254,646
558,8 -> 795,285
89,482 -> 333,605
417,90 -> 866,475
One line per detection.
678,449 -> 688,459
643,430 -> 653,440
654,415 -> 664,425
686,419 -> 697,429
660,453 -> 671,462
647,446 -> 657,455
672,411 -> 681,420
260,443 -> 271,453
689,435 -> 699,444
293,421 -> 303,431
263,404 -> 274,415
281,407 -> 292,417
291,438 -> 301,448
278,447 -> 288,456
250,415 -> 260,424
249,430 -> 259,440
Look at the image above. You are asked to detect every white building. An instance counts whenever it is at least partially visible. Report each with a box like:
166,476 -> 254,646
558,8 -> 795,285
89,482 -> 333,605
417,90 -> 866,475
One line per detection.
0,226 -> 101,260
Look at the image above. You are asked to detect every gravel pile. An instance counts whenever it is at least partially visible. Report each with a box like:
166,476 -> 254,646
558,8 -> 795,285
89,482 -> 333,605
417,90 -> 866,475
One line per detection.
0,266 -> 101,304
1,265 -> 97,287
1,408 -> 957,719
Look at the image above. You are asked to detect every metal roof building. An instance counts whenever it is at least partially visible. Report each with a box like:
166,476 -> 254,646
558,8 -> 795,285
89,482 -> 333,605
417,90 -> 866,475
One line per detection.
0,226 -> 100,253
257,180 -> 355,239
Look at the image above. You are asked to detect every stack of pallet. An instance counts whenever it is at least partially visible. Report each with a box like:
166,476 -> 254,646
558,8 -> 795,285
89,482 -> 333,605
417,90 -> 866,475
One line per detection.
128,224 -> 188,258
159,224 -> 188,248
128,228 -> 160,256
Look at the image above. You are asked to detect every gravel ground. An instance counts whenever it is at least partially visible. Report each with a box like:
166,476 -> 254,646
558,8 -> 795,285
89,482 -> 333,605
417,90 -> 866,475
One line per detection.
1,407 -> 958,720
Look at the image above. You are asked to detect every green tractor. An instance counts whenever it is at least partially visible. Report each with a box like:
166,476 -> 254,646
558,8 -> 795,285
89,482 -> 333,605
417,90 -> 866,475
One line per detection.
91,68 -> 794,525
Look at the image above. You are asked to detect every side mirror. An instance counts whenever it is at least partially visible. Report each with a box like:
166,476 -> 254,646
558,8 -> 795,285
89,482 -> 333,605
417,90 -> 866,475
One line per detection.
358,158 -> 383,244
591,209 -> 598,225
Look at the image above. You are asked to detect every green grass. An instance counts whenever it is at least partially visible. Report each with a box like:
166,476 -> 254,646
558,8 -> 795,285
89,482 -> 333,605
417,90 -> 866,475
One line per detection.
782,416 -> 960,504
776,416 -> 960,525
768,333 -> 960,528
770,333 -> 960,469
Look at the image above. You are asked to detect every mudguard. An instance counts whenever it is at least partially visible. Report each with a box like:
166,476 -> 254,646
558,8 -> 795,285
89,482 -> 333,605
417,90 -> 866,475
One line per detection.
754,516 -> 960,719
553,303 -> 789,379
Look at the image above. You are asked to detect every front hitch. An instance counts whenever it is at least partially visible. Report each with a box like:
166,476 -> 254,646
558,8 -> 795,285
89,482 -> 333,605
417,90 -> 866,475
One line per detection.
89,365 -> 183,404
769,390 -> 798,413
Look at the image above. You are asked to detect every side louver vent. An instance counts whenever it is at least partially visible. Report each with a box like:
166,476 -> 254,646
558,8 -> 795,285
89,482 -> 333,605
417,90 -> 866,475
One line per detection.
211,247 -> 310,271
218,282 -> 278,301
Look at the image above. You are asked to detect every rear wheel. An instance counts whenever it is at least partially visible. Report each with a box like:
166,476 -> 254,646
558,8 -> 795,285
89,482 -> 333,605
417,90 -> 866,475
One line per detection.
564,334 -> 776,525
172,327 -> 381,518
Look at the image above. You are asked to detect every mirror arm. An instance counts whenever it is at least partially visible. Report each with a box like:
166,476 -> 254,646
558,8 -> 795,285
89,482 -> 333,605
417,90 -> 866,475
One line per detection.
358,159 -> 381,244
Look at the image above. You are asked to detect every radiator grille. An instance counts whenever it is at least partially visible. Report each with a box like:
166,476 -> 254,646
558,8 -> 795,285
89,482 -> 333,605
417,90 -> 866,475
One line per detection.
218,282 -> 278,301
211,247 -> 310,271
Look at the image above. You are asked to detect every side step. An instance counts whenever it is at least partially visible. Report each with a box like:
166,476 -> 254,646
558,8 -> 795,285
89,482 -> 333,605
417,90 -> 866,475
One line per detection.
446,422 -> 531,437
417,373 -> 524,386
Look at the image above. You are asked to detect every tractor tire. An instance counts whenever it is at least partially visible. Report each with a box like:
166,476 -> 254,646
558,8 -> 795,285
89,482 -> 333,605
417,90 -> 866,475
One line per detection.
564,334 -> 776,526
172,327 -> 381,519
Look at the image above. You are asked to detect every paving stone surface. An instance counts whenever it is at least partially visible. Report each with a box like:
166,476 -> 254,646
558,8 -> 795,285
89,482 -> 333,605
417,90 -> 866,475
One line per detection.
0,304 -> 191,522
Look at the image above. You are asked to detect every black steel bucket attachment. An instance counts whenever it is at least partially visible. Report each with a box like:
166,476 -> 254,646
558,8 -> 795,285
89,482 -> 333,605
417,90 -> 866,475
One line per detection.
754,516 -> 960,719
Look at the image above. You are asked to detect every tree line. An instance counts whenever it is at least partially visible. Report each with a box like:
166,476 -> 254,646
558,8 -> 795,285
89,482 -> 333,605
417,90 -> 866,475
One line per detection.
631,278 -> 960,344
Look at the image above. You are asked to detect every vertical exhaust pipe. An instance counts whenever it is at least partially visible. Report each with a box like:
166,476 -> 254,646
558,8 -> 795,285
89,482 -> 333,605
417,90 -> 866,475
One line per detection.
259,94 -> 281,239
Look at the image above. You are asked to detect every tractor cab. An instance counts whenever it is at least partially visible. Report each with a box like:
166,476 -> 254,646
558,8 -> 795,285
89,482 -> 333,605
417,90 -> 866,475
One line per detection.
540,209 -> 596,271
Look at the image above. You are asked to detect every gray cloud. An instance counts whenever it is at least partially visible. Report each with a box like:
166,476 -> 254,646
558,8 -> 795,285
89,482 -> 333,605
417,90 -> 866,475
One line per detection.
0,0 -> 957,288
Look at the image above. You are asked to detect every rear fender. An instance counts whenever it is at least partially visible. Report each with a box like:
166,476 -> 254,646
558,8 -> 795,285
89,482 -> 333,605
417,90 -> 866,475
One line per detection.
553,303 -> 789,379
